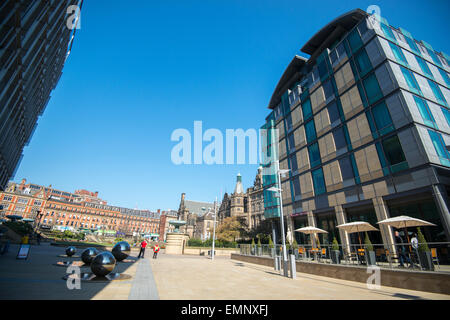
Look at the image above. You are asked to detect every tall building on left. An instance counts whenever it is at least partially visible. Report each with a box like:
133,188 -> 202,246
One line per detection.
0,0 -> 83,190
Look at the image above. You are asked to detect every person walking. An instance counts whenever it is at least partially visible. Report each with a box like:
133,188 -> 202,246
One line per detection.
394,231 -> 411,267
137,239 -> 147,259
153,244 -> 160,259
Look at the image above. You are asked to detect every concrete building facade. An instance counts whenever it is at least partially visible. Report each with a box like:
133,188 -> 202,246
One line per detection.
0,179 -> 160,236
261,9 -> 450,251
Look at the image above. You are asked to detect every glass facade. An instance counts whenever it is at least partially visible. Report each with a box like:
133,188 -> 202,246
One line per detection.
262,10 -> 450,247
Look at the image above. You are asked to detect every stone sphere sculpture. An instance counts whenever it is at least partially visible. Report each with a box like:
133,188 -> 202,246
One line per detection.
112,241 -> 131,261
91,252 -> 116,277
81,247 -> 100,265
66,246 -> 76,257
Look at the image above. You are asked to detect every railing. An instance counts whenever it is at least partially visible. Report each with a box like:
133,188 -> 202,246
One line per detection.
238,242 -> 450,272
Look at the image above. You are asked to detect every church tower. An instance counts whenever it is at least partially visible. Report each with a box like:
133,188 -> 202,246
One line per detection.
230,173 -> 246,220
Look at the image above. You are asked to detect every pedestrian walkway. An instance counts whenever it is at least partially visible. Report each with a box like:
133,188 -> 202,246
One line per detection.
149,254 -> 450,300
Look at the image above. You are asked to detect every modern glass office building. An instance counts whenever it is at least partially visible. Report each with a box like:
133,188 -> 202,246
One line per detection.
262,9 -> 450,250
0,0 -> 83,191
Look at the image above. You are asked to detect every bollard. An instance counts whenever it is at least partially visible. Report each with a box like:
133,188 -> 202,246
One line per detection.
289,254 -> 296,279
274,255 -> 279,271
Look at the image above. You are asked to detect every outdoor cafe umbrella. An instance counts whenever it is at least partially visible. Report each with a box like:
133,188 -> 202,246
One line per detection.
337,221 -> 379,247
294,226 -> 328,248
377,216 -> 436,244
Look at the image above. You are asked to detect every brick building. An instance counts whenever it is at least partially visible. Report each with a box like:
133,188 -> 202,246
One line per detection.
0,179 -> 160,236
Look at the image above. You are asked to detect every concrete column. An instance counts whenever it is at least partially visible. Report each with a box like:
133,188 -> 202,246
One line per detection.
432,184 -> 450,242
306,211 -> 317,247
286,214 -> 295,245
334,205 -> 350,254
372,197 -> 396,254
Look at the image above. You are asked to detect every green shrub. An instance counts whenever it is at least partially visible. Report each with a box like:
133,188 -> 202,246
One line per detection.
4,221 -> 33,236
364,232 -> 373,252
292,238 -> 298,249
332,237 -> 339,251
417,227 -> 430,252
268,236 -> 274,249
257,238 -> 262,248
251,238 -> 255,247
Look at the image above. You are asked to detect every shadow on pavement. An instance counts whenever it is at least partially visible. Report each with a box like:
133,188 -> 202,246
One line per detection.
0,243 -> 140,300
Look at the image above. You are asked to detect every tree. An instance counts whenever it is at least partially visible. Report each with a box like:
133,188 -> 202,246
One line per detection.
216,216 -> 247,242
268,235 -> 274,249
364,232 -> 373,251
417,227 -> 430,252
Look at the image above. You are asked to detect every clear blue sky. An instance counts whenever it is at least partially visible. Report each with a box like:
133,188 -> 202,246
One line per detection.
13,0 -> 450,211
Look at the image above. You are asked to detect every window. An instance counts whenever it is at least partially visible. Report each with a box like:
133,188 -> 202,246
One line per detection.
327,101 -> 341,127
428,130 -> 450,166
302,99 -> 313,120
415,56 -> 433,78
362,73 -> 383,105
380,23 -> 396,42
333,127 -> 349,155
330,42 -> 346,66
311,168 -> 326,196
339,156 -> 355,186
413,96 -> 436,128
292,177 -> 301,197
426,48 -> 443,67
428,80 -> 447,106
354,49 -> 372,77
401,67 -> 422,95
382,135 -> 408,171
322,79 -> 334,101
289,154 -> 298,172
438,68 -> 450,87
305,120 -> 317,143
285,113 -> 293,132
347,28 -> 363,53
308,143 -> 321,168
371,101 -> 394,136
392,28 -> 406,43
405,36 -> 420,55
389,43 -> 408,66
441,107 -> 450,127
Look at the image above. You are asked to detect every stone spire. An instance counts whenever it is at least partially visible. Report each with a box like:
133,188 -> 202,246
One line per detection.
234,173 -> 244,194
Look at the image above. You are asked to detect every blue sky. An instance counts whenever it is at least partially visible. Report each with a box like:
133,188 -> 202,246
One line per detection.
13,0 -> 450,211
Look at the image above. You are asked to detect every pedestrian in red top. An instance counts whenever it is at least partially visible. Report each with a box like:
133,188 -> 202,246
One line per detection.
153,244 -> 160,259
138,239 -> 147,259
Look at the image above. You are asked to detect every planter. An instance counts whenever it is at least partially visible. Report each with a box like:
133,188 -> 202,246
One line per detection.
331,250 -> 341,264
419,251 -> 435,271
257,247 -> 262,256
365,250 -> 377,266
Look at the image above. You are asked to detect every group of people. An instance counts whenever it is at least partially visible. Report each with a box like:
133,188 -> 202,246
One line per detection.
21,233 -> 41,245
394,230 -> 419,268
137,239 -> 160,259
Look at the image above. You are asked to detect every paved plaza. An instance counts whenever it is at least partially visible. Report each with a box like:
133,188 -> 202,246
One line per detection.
0,243 -> 449,300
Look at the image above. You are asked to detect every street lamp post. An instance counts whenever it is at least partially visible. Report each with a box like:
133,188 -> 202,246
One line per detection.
211,197 -> 218,261
268,160 -> 290,277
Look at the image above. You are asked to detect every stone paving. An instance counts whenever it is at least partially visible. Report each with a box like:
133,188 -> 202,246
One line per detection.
149,254 -> 450,300
0,244 -> 449,300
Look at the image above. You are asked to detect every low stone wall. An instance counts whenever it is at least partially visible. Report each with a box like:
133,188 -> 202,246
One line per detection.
231,254 -> 450,295
184,247 -> 239,257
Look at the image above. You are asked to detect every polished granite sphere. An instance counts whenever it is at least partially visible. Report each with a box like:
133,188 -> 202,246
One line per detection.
91,251 -> 116,277
81,247 -> 100,265
112,241 -> 131,261
66,246 -> 76,257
